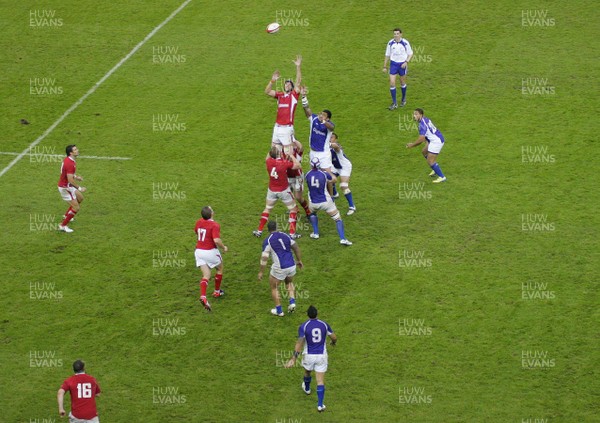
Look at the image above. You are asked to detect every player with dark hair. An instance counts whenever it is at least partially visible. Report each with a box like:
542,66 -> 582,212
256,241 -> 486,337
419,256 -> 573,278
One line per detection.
57,145 -> 86,233
258,221 -> 303,317
285,305 -> 337,412
299,87 -> 335,177
194,206 -> 228,311
305,158 -> 352,245
254,147 -> 302,239
57,359 -> 101,422
406,108 -> 447,183
383,28 -> 413,110
265,55 -> 303,155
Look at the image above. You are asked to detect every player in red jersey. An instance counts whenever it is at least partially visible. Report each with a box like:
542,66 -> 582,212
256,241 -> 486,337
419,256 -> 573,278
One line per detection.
195,206 -> 228,311
57,359 -> 101,422
287,139 -> 312,218
254,147 -> 302,239
265,55 -> 302,156
57,145 -> 86,233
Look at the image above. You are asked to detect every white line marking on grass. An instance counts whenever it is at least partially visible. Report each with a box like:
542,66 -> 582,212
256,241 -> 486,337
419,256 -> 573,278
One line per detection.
0,0 -> 192,178
0,152 -> 131,161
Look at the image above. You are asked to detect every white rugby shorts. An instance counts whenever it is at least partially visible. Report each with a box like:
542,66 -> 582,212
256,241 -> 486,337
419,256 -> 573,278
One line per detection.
195,248 -> 222,268
270,264 -> 296,281
58,186 -> 78,201
302,353 -> 328,372
272,125 -> 294,147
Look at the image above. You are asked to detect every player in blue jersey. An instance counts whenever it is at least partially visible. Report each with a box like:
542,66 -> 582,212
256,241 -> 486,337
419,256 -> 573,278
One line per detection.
305,158 -> 352,245
329,133 -> 356,215
383,28 -> 413,110
299,87 -> 335,177
258,221 -> 304,317
406,108 -> 447,183
285,305 -> 337,413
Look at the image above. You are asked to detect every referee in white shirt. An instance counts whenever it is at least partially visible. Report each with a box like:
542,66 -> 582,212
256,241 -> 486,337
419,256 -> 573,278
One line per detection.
383,28 -> 413,110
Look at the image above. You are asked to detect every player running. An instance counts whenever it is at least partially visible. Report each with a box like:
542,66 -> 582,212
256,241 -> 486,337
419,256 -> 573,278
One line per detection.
305,158 -> 352,246
329,133 -> 356,215
194,206 -> 228,311
265,55 -> 303,155
254,147 -> 302,239
258,221 -> 304,317
57,145 -> 86,233
285,305 -> 337,413
406,108 -> 447,183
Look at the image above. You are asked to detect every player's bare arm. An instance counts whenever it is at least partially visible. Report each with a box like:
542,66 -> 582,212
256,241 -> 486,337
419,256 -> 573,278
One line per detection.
67,173 -> 86,192
285,337 -> 305,368
402,53 -> 413,68
265,70 -> 280,97
258,252 -> 269,280
57,388 -> 66,416
406,135 -> 427,148
214,237 -> 228,252
291,243 -> 303,269
330,142 -> 341,153
288,153 -> 301,170
329,332 -> 337,346
300,86 -> 312,117
293,55 -> 302,92
383,55 -> 390,72
293,139 -> 304,153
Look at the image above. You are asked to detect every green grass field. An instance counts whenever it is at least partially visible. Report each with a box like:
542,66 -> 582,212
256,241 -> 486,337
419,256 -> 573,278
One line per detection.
1,1 -> 598,421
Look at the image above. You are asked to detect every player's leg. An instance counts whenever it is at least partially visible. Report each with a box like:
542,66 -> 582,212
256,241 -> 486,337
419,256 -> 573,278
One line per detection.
399,69 -> 408,106
58,188 -> 80,232
213,260 -> 224,298
326,206 -> 352,245
427,140 -> 446,182
308,204 -> 320,238
389,70 -> 398,109
294,182 -> 311,217
315,371 -> 326,411
269,275 -> 284,316
284,274 -> 296,313
197,260 -> 212,311
302,368 -> 312,395
255,196 -> 276,237
283,193 -> 300,238
340,175 -> 355,214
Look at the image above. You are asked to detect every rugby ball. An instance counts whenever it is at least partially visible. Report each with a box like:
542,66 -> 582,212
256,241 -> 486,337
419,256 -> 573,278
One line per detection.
266,22 -> 280,34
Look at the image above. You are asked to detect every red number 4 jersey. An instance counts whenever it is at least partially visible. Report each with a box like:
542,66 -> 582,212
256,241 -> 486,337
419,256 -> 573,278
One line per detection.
266,157 -> 294,192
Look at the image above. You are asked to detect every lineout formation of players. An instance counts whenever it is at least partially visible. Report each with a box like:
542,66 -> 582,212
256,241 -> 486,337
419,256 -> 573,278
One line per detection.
54,27 -> 448,417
